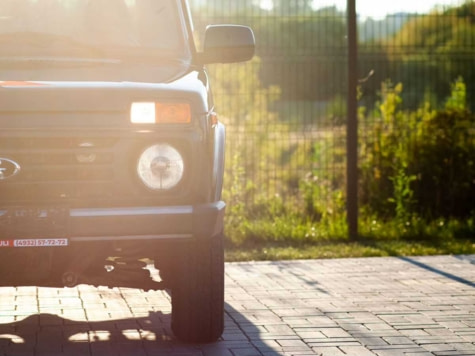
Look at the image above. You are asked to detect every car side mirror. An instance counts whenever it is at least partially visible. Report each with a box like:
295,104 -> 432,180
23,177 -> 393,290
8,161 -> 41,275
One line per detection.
197,25 -> 255,65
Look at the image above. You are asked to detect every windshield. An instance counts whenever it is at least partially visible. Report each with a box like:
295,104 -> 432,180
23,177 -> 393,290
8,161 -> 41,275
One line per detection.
0,0 -> 191,61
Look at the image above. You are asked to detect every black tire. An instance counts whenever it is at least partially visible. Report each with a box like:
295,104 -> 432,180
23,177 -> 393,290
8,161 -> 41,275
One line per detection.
170,232 -> 224,343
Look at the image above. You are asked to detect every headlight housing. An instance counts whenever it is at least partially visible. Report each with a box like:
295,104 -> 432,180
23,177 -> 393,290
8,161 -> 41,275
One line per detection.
137,144 -> 184,190
131,102 -> 191,124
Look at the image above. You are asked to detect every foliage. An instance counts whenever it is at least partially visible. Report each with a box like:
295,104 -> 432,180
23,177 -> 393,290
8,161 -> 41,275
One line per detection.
206,55 -> 350,244
255,13 -> 347,101
300,135 -> 346,222
383,1 -> 475,110
360,81 -> 410,215
411,85 -> 475,218
445,76 -> 467,110
190,1 -> 475,249
215,63 -> 474,245
360,77 -> 475,220
192,1 -> 474,110
206,57 -> 294,242
325,94 -> 347,126
191,3 -> 347,103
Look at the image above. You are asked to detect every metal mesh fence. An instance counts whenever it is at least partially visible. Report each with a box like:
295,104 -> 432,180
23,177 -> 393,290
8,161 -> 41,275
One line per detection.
189,0 -> 475,226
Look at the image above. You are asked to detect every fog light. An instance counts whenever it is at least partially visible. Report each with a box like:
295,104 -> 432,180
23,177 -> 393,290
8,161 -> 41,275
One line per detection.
137,144 -> 184,190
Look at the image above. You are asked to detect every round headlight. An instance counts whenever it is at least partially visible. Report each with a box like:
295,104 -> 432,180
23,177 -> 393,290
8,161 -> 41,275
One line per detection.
137,144 -> 184,190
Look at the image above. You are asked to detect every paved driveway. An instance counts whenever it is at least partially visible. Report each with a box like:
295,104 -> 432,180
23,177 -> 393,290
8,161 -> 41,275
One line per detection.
0,255 -> 474,355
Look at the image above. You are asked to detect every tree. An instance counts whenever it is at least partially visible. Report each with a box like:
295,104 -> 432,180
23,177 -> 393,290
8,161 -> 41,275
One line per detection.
256,11 -> 347,101
385,1 -> 475,110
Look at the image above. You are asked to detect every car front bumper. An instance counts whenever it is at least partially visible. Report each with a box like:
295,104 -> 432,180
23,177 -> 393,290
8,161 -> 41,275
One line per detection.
0,201 -> 225,243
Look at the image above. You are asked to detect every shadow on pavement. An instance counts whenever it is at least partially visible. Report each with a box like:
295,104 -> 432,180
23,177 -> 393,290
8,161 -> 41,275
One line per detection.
0,269 -> 282,356
0,311 -> 173,356
399,256 -> 475,288
0,304 -> 281,356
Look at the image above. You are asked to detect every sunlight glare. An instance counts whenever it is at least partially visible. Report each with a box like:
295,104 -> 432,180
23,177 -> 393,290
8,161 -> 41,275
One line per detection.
260,0 -> 274,10
312,0 -> 463,19
0,334 -> 25,344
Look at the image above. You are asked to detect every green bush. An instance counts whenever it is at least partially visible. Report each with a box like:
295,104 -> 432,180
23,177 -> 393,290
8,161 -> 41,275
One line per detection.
360,78 -> 475,220
411,107 -> 475,218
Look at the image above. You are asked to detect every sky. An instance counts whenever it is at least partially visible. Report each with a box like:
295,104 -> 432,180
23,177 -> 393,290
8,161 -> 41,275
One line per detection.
260,0 -> 468,19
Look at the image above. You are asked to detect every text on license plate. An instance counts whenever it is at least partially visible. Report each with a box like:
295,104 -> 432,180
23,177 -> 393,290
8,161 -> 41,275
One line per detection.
0,239 -> 68,248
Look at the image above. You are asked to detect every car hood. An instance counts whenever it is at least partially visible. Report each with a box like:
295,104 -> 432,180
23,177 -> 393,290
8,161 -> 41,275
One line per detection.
0,56 -> 191,82
0,69 -> 209,115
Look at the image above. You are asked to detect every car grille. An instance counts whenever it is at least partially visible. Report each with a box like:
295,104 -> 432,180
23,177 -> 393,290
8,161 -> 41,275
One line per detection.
0,136 -> 123,206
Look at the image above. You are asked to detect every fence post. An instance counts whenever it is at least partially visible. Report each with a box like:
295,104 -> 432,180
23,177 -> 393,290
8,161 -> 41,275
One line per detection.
347,0 -> 358,240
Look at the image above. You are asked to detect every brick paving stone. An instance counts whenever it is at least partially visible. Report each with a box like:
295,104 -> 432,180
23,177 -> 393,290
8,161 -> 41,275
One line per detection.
295,330 -> 326,339
373,350 -> 422,356
276,339 -> 308,348
231,346 -> 264,356
0,255 -> 474,355
462,334 -> 475,342
382,336 -> 414,345
314,346 -> 346,355
308,340 -> 361,348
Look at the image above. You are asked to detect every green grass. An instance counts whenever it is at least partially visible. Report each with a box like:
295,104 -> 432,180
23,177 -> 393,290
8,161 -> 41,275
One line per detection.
225,238 -> 475,262
223,214 -> 475,262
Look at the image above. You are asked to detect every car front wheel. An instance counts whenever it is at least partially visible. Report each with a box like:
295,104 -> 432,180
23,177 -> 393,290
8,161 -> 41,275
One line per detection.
170,232 -> 225,343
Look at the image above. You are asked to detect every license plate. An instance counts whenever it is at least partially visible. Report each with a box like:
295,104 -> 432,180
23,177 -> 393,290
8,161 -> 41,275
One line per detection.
0,238 -> 68,248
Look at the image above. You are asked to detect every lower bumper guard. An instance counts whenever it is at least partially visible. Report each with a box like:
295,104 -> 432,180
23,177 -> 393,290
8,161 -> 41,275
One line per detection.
0,201 -> 225,243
